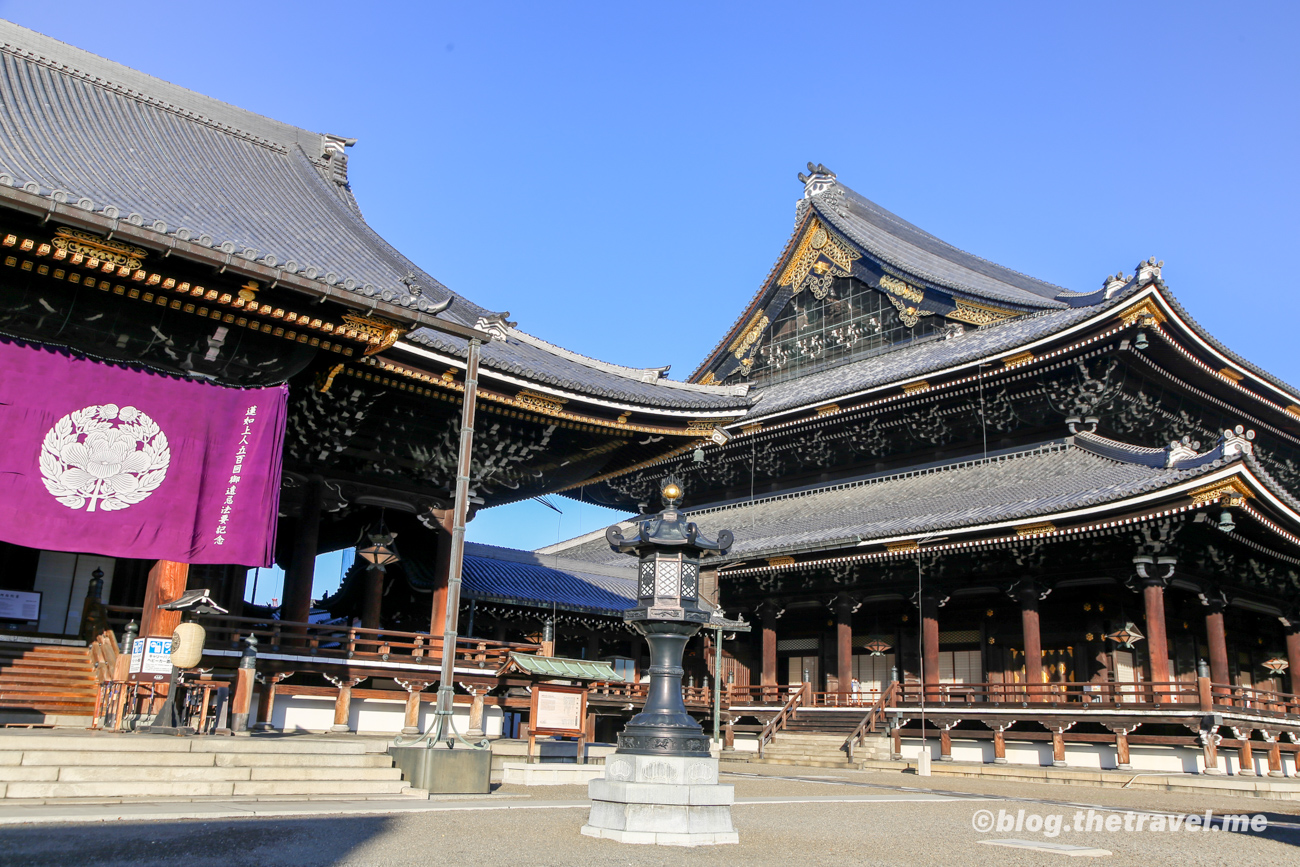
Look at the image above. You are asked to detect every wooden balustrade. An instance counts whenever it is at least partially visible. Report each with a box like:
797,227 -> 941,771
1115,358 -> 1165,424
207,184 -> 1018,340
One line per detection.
881,680 -> 1201,709
192,613 -> 540,670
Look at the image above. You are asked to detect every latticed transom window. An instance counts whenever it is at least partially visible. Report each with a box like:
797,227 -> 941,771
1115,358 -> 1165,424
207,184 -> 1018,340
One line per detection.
729,276 -> 941,387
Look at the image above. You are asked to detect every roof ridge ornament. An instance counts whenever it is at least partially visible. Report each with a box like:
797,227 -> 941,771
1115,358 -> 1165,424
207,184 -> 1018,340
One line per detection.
1135,257 -> 1164,287
797,162 -> 837,199
1102,271 -> 1132,299
475,312 -> 517,340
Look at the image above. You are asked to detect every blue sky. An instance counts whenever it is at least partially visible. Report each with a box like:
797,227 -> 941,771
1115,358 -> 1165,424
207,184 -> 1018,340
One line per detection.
4,2 -> 1297,587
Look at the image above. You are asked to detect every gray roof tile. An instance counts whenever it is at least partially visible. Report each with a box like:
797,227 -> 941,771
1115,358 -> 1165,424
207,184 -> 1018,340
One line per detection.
809,184 -> 1071,309
0,22 -> 751,413
548,441 -> 1224,566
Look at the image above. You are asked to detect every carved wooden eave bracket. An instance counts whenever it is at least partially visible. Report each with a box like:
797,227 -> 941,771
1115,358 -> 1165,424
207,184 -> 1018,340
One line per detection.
1189,477 -> 1253,508
342,311 -> 406,356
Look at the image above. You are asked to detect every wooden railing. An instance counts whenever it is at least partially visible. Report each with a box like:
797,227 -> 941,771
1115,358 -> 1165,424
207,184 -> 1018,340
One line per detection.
585,681 -> 715,710
1211,684 -> 1300,718
883,680 -> 1200,708
722,684 -> 801,705
193,614 -> 541,670
843,681 -> 899,762
757,682 -> 810,758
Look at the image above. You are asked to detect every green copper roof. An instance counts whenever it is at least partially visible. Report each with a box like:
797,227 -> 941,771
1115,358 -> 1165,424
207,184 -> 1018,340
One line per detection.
498,652 -> 621,682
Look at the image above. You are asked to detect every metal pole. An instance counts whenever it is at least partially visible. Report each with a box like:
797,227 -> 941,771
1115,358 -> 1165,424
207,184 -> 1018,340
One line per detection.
432,337 -> 482,744
711,623 -> 723,749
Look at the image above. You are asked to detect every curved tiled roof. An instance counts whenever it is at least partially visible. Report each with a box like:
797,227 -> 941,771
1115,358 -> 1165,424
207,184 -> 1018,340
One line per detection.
546,441 -> 1227,567
0,22 -> 751,414
462,542 -> 635,616
809,184 -> 1071,309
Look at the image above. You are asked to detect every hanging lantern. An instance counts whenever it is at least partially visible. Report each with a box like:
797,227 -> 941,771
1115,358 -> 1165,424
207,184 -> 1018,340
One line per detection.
863,638 -> 892,657
170,622 -> 206,669
1104,622 -> 1145,648
358,531 -> 400,571
1262,656 -> 1290,675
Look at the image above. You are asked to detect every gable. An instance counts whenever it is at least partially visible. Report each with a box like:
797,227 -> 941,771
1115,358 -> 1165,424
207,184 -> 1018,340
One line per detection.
698,214 -> 1021,387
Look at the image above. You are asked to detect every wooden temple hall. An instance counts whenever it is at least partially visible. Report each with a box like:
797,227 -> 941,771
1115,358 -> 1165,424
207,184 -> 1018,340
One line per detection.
0,21 -> 1297,778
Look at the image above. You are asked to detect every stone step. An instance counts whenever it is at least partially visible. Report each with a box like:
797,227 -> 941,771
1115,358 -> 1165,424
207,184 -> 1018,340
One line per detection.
213,752 -> 393,768
230,779 -> 412,797
0,735 -> 193,752
28,766 -> 253,783
18,750 -> 218,767
246,766 -> 403,781
749,757 -> 860,769
5,781 -> 242,799
0,735 -> 377,755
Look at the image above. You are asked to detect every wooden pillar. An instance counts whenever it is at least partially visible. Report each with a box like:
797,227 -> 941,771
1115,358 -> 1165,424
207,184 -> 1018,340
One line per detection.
397,679 -> 432,734
1203,598 -> 1231,697
428,509 -> 454,636
252,671 -> 293,731
1264,734 -> 1284,777
1049,722 -> 1074,768
939,724 -> 953,761
1018,586 -> 1042,701
1103,723 -> 1137,770
360,564 -> 384,630
891,724 -> 903,760
140,560 -> 188,638
921,594 -> 940,700
467,684 -> 490,737
327,675 -> 365,733
1233,728 -> 1256,776
1285,623 -> 1300,697
1142,579 -> 1171,702
283,474 -> 323,625
992,726 -> 1007,764
835,594 -> 855,698
760,604 -> 778,700
1115,731 -> 1131,769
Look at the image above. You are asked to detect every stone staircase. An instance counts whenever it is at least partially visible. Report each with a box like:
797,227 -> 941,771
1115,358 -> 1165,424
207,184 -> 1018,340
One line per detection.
748,709 -> 894,769
0,732 -> 424,801
0,640 -> 97,726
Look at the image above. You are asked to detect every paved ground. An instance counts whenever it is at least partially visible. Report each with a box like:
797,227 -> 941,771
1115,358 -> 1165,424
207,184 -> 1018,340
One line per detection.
0,767 -> 1297,866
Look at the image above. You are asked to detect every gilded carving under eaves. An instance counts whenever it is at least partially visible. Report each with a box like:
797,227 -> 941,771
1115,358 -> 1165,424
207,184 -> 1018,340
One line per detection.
52,227 -> 147,270
341,311 -> 406,356
948,298 -> 1017,327
777,218 -> 860,297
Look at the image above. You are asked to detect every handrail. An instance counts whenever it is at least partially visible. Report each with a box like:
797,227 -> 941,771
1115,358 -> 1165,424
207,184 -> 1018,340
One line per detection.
191,613 -> 540,670
757,682 -> 809,758
843,681 -> 899,762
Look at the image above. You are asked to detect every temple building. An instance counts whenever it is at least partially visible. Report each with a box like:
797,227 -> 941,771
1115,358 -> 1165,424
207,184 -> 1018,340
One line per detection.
546,164 -> 1300,772
0,21 -> 744,732
0,20 -> 1296,775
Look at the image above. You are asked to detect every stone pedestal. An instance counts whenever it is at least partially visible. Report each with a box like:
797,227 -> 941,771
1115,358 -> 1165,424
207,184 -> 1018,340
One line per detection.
581,754 -> 737,846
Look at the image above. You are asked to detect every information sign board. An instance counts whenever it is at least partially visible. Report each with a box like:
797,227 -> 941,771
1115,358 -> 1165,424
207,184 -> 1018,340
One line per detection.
128,637 -> 172,683
0,589 -> 40,622
529,684 -> 587,737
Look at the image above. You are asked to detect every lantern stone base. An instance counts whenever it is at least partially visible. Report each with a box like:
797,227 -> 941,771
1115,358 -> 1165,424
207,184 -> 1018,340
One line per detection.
581,755 -> 737,846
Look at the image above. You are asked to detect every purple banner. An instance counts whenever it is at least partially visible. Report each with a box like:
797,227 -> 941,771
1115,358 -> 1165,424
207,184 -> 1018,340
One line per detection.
0,338 -> 286,566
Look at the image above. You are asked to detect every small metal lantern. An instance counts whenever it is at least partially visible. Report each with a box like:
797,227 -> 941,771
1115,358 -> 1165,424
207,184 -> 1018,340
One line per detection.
1262,656 -> 1290,675
1104,622 -> 1145,648
358,531 -> 400,570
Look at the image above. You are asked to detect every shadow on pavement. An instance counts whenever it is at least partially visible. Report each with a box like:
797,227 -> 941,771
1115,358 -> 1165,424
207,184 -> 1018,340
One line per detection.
0,814 -> 395,867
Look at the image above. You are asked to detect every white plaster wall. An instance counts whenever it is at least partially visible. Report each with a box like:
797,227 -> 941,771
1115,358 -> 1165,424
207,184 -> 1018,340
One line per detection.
891,736 -> 1289,775
261,695 -> 503,736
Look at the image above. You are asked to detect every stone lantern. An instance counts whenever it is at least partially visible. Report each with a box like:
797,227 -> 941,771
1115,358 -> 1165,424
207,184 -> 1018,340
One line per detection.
582,474 -> 740,846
